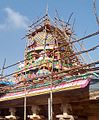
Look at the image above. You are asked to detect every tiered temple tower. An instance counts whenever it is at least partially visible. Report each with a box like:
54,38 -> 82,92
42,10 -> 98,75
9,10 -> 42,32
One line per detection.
0,14 -> 99,120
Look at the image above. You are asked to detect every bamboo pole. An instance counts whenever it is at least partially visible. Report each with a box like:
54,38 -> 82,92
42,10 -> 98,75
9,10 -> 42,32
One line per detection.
48,98 -> 51,120
49,32 -> 55,120
24,85 -> 27,120
73,35 -> 94,63
24,70 -> 27,120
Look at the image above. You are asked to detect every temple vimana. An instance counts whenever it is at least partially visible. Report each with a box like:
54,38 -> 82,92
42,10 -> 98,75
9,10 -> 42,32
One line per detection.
0,12 -> 99,120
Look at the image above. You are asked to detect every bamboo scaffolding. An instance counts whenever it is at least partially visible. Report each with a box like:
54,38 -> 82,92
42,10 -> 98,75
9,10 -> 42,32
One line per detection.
93,0 -> 99,27
0,41 -> 98,74
56,17 -> 85,62
0,54 -> 99,82
0,15 -> 99,95
29,14 -> 47,28
73,36 -> 94,63
1,60 -> 99,93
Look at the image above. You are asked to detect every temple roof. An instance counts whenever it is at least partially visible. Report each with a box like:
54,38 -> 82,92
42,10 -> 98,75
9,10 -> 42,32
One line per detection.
0,13 -> 99,102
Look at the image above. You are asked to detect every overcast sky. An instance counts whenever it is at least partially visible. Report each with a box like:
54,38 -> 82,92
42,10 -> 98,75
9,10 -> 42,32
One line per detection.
0,0 -> 99,75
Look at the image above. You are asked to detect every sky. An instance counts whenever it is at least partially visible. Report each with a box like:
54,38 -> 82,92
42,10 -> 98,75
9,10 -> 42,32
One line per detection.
0,0 -> 99,75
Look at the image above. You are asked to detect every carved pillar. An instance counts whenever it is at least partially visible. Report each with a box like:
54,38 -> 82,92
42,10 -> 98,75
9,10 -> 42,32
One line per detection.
9,108 -> 16,116
56,104 -> 74,120
5,108 -> 19,120
28,105 -> 44,120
